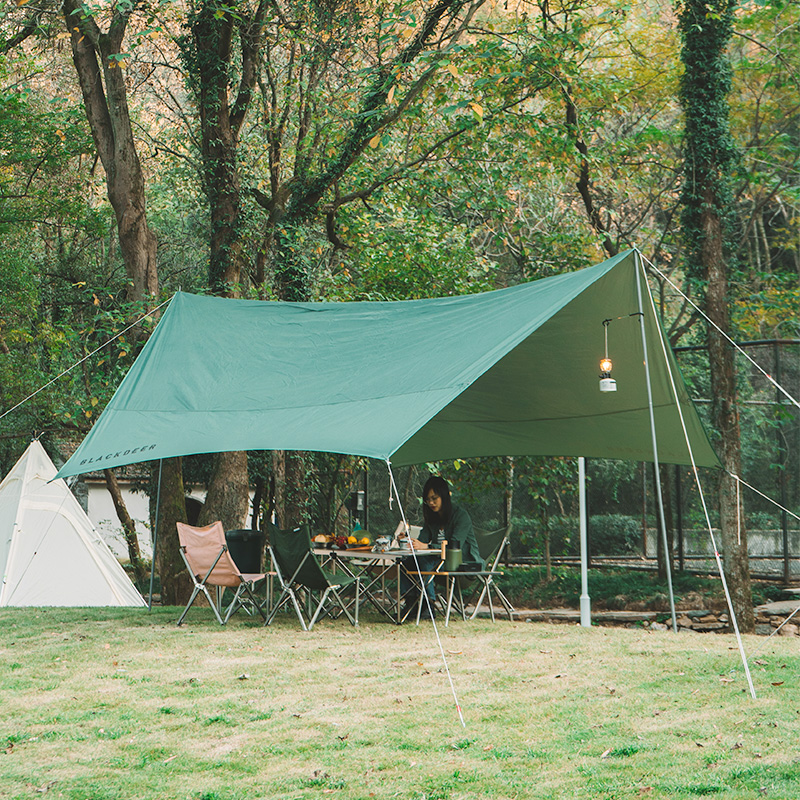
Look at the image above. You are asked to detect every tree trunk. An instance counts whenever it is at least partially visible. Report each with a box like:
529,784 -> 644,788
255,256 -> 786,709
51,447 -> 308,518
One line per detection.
177,1 -> 268,528
543,517 -> 552,582
151,458 -> 192,606
271,450 -> 287,528
63,0 -> 158,305
271,449 -> 312,529
679,0 -> 754,632
504,456 -> 514,563
706,231 -> 754,631
103,468 -> 146,585
198,450 -> 250,530
186,1 -> 262,293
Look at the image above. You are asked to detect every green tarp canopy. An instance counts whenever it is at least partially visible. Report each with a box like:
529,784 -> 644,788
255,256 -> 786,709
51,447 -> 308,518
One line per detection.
56,249 -> 719,478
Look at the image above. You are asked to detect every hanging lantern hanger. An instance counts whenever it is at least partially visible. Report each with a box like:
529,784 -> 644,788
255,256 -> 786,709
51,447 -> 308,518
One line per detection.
599,313 -> 643,393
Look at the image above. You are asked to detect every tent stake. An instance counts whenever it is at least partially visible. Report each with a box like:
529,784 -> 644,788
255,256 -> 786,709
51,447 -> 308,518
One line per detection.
635,253 -> 679,633
579,457 -> 591,627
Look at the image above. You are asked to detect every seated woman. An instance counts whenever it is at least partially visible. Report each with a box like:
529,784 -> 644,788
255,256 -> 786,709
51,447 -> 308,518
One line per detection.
400,475 -> 483,619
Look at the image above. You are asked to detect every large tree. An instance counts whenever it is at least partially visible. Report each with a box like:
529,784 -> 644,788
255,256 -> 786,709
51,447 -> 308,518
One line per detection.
62,0 -> 190,601
678,0 -> 754,632
177,0 -> 269,530
62,0 -> 158,305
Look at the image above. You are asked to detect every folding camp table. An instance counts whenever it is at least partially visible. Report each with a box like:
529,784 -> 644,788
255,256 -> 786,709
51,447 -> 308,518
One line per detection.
315,546 -> 439,624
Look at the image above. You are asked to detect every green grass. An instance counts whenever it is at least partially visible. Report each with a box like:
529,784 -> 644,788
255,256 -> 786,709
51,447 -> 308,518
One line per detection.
0,606 -> 798,799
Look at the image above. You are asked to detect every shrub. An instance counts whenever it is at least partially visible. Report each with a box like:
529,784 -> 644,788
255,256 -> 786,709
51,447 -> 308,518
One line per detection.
589,514 -> 642,556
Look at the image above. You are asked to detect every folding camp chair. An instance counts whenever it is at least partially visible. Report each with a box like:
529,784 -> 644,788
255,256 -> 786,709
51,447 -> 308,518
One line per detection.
415,526 -> 515,625
467,525 -> 515,621
265,523 -> 360,630
176,521 -> 268,626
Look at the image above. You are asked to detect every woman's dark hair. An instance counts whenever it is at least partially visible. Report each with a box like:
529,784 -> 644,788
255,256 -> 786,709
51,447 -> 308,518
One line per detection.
422,475 -> 452,526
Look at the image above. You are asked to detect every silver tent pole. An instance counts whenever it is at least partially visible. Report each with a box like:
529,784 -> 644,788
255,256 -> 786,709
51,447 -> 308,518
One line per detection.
638,253 -> 756,698
634,251 -> 678,633
579,456 -> 591,627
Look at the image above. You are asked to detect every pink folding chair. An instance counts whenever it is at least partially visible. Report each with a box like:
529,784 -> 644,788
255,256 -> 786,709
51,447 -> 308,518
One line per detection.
176,521 -> 268,625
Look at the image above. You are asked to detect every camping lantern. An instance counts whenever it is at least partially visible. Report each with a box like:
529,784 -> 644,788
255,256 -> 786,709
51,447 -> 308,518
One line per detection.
599,320 -> 617,392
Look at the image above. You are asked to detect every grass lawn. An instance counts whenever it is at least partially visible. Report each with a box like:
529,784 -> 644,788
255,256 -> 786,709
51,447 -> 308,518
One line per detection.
1,606 -> 798,800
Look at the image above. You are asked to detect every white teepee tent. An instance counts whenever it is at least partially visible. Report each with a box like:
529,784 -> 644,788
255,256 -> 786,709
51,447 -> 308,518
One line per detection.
0,440 -> 145,606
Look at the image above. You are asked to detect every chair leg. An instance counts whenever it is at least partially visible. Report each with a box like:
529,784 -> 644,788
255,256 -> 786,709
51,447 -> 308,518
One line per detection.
328,586 -> 360,628
307,587 -> 332,630
266,586 -> 308,630
456,580 -> 467,621
224,580 -> 268,624
178,584 -> 226,626
491,581 -> 516,619
445,576 -> 457,627
177,586 -> 203,626
469,583 -> 490,620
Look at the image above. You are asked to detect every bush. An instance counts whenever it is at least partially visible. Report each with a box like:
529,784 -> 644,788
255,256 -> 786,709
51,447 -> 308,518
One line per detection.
589,514 -> 642,556
510,515 -> 577,559
494,566 -> 731,609
510,515 -> 643,559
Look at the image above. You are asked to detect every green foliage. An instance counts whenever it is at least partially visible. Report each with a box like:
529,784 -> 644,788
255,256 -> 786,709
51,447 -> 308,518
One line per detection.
589,514 -> 643,556
333,203 -> 494,300
494,565 -> 734,609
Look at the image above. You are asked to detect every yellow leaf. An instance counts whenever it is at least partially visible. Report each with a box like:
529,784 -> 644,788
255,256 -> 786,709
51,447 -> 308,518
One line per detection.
369,135 -> 380,149
92,294 -> 100,305
55,129 -> 65,141
470,102 -> 484,120
90,397 -> 99,407
387,86 -> 395,104
447,63 -> 459,78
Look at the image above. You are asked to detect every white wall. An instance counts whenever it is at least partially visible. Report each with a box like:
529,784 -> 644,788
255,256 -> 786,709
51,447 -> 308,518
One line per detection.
86,485 -> 250,563
87,484 -> 154,561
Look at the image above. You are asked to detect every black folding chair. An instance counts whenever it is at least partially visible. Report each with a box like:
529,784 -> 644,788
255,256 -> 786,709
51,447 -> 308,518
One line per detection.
265,523 -> 360,630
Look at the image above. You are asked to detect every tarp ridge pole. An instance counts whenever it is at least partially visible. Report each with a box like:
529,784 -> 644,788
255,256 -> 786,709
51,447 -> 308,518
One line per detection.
640,254 -> 757,699
634,251 -> 678,633
578,457 -> 591,627
148,458 -> 163,611
386,460 -> 466,728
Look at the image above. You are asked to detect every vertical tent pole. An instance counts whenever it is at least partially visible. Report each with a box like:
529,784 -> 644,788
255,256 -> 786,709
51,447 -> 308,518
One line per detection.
634,253 -> 679,633
148,458 -> 163,610
579,457 -> 591,627
676,465 -> 685,572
